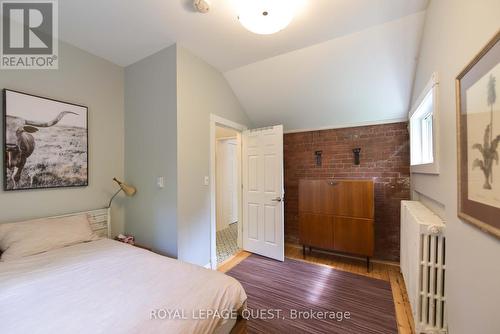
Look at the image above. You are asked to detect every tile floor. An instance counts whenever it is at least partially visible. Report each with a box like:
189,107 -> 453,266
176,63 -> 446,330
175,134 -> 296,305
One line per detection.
216,222 -> 239,264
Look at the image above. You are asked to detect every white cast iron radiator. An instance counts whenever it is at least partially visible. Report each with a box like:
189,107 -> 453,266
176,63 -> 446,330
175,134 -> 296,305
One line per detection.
400,201 -> 447,334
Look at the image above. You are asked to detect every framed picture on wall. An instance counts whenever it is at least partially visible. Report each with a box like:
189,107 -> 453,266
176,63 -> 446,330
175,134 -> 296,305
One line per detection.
456,30 -> 500,238
3,89 -> 88,191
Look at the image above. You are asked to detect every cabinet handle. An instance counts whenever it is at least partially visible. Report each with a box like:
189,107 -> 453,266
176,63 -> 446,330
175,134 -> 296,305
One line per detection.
328,180 -> 339,186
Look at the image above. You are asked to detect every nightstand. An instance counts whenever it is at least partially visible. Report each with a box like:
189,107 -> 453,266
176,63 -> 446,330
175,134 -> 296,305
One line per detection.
114,235 -> 153,252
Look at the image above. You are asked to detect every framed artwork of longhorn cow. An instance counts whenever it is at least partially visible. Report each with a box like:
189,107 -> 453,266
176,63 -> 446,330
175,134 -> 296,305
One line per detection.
3,89 -> 88,191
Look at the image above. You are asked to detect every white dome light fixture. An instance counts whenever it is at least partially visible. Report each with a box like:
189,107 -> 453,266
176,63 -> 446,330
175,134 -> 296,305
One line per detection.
235,0 -> 305,35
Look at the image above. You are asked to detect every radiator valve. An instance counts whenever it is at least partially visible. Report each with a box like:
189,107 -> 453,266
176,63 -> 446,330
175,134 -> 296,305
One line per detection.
427,224 -> 443,235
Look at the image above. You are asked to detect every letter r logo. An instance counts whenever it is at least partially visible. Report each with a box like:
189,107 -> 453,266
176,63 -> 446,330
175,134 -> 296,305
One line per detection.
2,2 -> 53,54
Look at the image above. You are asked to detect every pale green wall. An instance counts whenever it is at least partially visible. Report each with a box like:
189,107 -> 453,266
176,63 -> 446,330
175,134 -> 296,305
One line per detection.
0,41 -> 125,235
123,45 -> 251,264
124,45 -> 178,257
0,40 -> 250,267
410,1 -> 500,333
176,46 -> 251,266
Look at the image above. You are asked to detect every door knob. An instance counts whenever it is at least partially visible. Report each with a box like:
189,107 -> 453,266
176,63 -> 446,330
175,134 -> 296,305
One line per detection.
272,197 -> 283,202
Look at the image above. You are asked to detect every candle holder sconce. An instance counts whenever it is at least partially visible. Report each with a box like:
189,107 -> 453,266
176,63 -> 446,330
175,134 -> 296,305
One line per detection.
353,148 -> 361,165
315,150 -> 323,167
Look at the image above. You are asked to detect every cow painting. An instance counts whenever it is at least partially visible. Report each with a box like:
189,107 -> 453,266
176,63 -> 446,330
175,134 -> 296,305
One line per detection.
3,90 -> 88,191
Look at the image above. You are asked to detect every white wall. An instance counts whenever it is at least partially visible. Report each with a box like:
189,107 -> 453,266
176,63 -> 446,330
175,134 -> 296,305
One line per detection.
216,127 -> 239,233
124,45 -> 178,257
176,46 -> 251,266
216,138 -> 238,231
216,126 -> 238,139
225,12 -> 425,131
410,1 -> 500,333
0,42 -> 125,235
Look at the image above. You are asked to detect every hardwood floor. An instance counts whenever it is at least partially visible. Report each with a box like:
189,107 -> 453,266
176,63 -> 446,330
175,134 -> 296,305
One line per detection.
217,250 -> 252,273
219,244 -> 415,334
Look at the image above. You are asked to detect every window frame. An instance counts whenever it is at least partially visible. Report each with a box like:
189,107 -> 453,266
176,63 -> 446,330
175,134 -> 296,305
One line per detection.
409,72 -> 440,174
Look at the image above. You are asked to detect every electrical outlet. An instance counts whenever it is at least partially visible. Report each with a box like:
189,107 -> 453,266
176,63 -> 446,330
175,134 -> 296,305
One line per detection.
204,176 -> 209,186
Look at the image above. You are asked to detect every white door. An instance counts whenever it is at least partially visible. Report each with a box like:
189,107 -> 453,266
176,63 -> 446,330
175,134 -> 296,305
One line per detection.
242,125 -> 284,261
227,140 -> 239,224
222,140 -> 238,226
216,139 -> 238,231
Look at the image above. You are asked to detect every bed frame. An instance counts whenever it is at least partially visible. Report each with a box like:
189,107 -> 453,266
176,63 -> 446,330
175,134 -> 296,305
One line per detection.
8,208 -> 248,333
50,208 -> 247,334
50,208 -> 111,238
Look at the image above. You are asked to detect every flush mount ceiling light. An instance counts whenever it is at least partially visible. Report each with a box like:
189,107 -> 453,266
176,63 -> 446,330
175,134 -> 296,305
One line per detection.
235,0 -> 305,35
193,0 -> 210,13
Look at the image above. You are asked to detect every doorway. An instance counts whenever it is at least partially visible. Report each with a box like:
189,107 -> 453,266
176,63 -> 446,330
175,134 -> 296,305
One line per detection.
215,127 -> 239,263
210,115 -> 246,269
210,115 -> 285,269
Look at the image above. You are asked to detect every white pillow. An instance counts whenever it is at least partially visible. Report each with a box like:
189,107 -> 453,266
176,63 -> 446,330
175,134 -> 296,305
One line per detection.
0,214 -> 97,261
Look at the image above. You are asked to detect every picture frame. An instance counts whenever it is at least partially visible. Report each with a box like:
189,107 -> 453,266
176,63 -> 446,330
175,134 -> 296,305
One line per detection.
456,30 -> 500,238
3,89 -> 89,191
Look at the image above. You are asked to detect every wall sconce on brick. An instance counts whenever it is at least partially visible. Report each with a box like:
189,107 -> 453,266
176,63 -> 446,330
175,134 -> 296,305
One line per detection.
353,148 -> 361,165
315,150 -> 323,166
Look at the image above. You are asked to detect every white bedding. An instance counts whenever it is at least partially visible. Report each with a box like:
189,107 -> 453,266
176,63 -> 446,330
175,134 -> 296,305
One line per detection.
0,239 -> 247,334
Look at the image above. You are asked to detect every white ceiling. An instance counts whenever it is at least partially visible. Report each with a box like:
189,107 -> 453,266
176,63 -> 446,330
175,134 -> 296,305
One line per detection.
225,12 -> 426,131
59,0 -> 428,131
59,0 -> 427,70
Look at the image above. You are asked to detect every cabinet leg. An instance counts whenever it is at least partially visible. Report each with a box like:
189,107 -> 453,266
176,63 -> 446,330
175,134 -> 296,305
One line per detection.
302,245 -> 306,257
366,257 -> 370,272
309,246 -> 312,253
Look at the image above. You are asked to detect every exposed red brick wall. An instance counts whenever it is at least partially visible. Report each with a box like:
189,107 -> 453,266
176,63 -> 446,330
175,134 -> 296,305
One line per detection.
284,122 -> 410,262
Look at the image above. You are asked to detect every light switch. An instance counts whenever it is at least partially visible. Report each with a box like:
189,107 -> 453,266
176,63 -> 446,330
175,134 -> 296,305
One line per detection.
204,176 -> 209,186
157,176 -> 165,188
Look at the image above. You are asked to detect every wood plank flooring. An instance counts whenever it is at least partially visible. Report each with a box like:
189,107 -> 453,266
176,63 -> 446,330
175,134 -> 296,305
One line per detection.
219,243 -> 415,334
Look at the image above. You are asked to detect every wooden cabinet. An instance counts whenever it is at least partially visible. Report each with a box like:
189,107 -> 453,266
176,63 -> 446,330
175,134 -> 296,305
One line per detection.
333,217 -> 374,256
298,179 -> 374,266
298,213 -> 334,249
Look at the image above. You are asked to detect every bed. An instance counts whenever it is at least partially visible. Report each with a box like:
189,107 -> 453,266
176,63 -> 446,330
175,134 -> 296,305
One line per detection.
0,209 -> 247,334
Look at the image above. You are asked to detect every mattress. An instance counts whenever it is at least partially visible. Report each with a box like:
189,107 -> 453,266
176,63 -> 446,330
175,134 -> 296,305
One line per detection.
0,239 -> 247,334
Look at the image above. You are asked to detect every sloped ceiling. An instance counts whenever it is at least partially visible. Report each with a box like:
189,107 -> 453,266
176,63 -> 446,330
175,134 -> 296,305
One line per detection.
225,12 -> 426,131
58,0 -> 428,131
59,0 -> 427,70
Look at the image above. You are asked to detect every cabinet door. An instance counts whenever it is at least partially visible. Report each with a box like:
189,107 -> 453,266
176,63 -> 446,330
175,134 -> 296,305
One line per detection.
298,180 -> 322,213
333,217 -> 374,256
327,180 -> 374,218
299,213 -> 334,249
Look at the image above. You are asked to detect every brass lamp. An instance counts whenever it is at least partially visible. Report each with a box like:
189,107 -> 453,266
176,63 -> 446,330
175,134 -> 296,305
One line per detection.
108,177 -> 137,208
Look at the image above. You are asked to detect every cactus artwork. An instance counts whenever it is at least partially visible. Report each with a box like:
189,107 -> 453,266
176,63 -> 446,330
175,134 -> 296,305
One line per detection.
472,74 -> 500,190
457,31 -> 500,236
